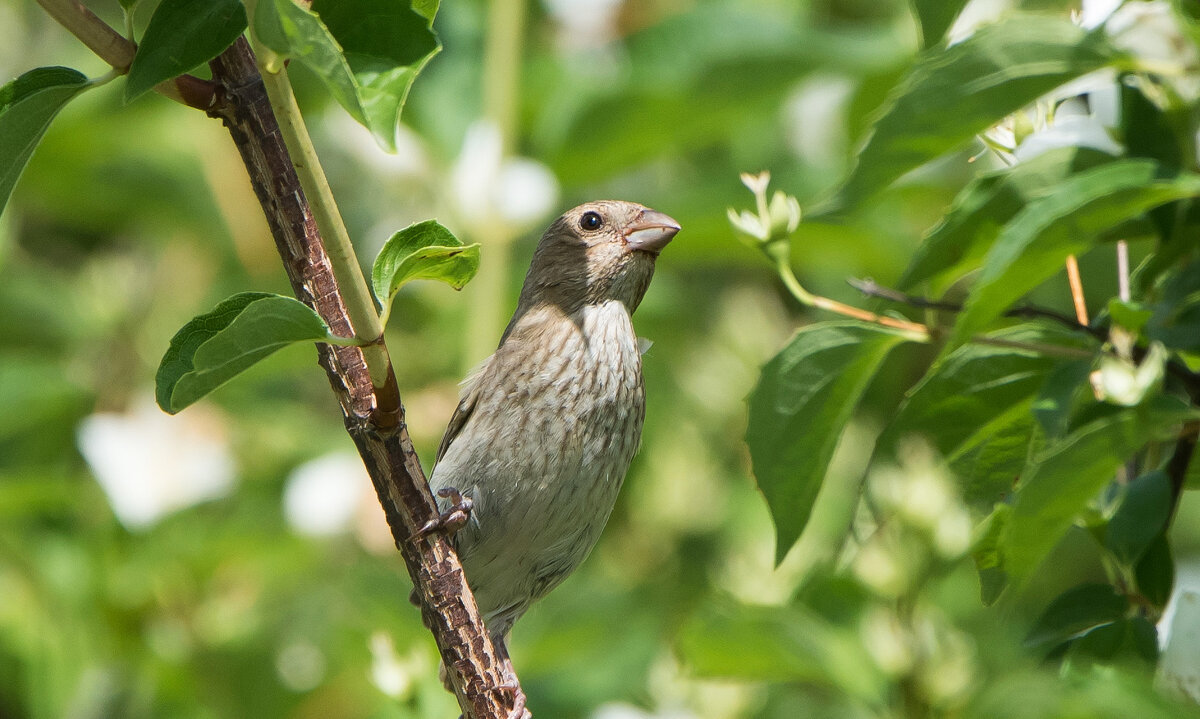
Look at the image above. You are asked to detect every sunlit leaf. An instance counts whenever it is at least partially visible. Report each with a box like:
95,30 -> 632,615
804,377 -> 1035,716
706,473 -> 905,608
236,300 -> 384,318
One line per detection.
747,321 -> 912,563
0,67 -> 90,216
252,0 -> 440,151
948,162 -> 1200,351
124,0 -> 247,102
835,17 -> 1124,207
371,220 -> 479,320
899,147 -> 1113,292
156,292 -> 337,414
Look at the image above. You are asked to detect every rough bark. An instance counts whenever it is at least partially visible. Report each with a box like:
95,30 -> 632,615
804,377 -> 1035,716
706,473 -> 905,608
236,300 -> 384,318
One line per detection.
208,38 -> 518,719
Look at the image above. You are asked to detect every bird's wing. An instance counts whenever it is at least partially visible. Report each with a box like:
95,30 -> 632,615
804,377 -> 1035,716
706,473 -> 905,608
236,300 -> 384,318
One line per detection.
434,353 -> 494,464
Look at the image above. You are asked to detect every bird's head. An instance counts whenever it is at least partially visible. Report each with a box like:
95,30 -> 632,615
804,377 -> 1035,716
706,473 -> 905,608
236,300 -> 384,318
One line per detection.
516,201 -> 680,316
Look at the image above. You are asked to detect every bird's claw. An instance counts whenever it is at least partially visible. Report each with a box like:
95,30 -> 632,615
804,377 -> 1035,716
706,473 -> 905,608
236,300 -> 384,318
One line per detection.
414,487 -> 473,539
493,682 -> 529,719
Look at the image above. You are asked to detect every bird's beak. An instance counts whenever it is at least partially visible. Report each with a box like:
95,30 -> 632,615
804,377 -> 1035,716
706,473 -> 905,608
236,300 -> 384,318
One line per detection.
624,209 -> 681,255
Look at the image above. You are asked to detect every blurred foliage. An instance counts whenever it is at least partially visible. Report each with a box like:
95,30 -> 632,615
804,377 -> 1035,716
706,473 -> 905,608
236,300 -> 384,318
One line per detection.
5,1 -> 1200,719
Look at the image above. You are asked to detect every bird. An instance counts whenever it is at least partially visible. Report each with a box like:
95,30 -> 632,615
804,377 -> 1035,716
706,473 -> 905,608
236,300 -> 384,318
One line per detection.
427,200 -> 679,701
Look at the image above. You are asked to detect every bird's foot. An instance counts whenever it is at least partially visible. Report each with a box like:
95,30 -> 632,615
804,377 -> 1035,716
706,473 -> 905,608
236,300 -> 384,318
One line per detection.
413,487 -> 473,539
493,681 -> 530,719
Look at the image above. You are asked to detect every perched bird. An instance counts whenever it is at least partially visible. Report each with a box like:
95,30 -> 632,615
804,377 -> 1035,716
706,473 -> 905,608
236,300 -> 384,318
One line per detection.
428,200 -> 679,675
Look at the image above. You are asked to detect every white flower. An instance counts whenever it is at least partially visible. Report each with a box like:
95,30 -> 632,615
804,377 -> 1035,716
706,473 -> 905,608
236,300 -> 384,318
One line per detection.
1013,93 -> 1124,161
543,0 -> 624,51
368,632 -> 431,698
449,120 -> 559,237
1096,341 -> 1167,407
726,172 -> 801,245
283,452 -> 370,537
947,0 -> 1016,45
1159,590 -> 1200,702
77,396 -> 235,530
275,641 -> 326,692
1107,1 -> 1197,68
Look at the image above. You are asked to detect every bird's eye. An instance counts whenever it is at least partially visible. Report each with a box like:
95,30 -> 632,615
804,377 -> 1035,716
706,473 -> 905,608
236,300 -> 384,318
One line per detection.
579,211 -> 603,231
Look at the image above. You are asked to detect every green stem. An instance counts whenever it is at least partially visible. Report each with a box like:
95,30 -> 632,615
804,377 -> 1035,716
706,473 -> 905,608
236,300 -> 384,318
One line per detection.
774,255 -> 817,307
772,254 -> 1095,359
482,0 -> 527,154
463,0 -> 528,369
248,30 -> 389,386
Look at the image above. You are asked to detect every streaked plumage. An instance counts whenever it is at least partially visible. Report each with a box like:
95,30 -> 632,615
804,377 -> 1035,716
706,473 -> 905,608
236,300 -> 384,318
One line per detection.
429,201 -> 679,649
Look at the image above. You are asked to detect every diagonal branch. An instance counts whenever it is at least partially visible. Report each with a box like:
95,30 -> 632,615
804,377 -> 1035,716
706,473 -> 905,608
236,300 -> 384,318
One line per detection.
206,38 -> 519,719
34,0 -> 218,109
847,277 -> 1106,340
39,3 -> 523,713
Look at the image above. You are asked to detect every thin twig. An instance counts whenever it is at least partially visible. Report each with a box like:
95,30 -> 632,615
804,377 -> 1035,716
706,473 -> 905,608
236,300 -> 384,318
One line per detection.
1065,254 -> 1089,324
848,277 -> 1106,341
848,278 -> 1200,395
1117,240 -> 1131,302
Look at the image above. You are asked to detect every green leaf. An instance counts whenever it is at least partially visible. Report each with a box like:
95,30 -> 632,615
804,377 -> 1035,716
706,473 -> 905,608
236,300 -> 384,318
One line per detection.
1025,583 -> 1128,650
371,220 -> 480,319
156,292 -> 335,414
0,67 -> 91,217
909,0 -> 970,47
1108,298 -> 1154,333
899,148 -> 1113,292
253,0 -> 440,151
124,0 -> 247,102
834,17 -> 1124,206
880,325 -> 1087,510
948,162 -> 1200,351
1104,470 -> 1172,566
747,322 -> 911,563
1146,257 -> 1200,353
1004,397 -> 1197,580
678,600 -> 882,700
1032,359 -> 1094,439
973,503 -> 1011,605
1135,533 -> 1175,609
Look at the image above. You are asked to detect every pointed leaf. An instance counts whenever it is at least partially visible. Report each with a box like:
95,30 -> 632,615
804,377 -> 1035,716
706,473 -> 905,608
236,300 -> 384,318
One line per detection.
1104,470 -> 1171,567
835,17 -> 1123,206
1004,397 -> 1198,580
156,292 -> 335,414
1025,583 -> 1128,650
747,322 -> 912,563
0,67 -> 90,216
948,163 -> 1200,351
371,220 -> 480,318
253,0 -> 440,151
124,0 -> 247,102
879,325 -> 1092,510
1135,533 -> 1175,609
910,0 -> 970,47
899,147 -> 1113,292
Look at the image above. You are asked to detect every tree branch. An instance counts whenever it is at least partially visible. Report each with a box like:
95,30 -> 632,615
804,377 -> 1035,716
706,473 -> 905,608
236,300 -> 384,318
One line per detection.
849,276 -> 1200,394
206,38 -> 518,719
847,277 -> 1106,340
35,0 -> 218,109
